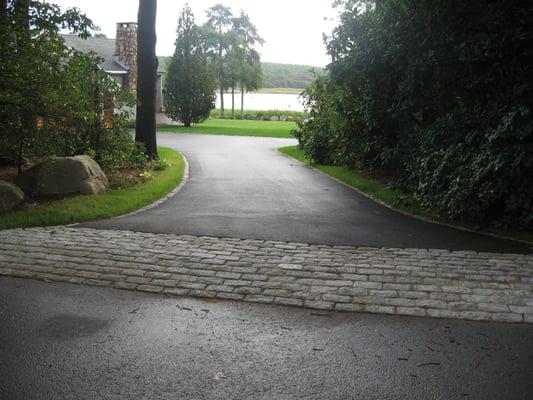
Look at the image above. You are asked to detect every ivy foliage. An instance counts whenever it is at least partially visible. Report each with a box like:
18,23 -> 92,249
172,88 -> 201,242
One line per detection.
295,0 -> 533,229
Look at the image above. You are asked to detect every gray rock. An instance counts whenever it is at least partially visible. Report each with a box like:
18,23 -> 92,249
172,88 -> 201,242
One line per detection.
0,180 -> 24,214
16,155 -> 108,197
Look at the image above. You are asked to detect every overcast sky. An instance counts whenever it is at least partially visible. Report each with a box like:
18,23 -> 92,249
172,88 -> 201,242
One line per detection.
51,0 -> 339,67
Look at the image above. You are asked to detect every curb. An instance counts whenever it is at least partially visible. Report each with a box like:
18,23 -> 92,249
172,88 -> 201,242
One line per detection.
276,148 -> 533,250
66,151 -> 190,227
115,151 -> 190,219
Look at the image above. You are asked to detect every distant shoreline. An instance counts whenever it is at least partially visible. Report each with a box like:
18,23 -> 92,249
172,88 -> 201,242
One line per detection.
222,88 -> 305,95
257,88 -> 305,94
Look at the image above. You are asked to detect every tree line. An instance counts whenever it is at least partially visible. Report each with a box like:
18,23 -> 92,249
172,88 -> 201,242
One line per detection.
261,63 -> 323,89
160,59 -> 321,90
164,3 -> 264,126
296,0 -> 533,230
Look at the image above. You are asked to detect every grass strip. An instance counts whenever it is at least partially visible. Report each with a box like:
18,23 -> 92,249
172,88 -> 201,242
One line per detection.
278,145 -> 533,244
278,145 -> 431,218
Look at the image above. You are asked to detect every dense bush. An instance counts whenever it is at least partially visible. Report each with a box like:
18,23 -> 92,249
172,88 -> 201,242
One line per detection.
0,1 -> 143,173
295,0 -> 533,229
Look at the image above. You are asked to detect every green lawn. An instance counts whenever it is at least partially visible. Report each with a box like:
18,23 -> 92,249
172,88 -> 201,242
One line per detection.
0,147 -> 185,230
279,145 -> 533,244
158,118 -> 296,138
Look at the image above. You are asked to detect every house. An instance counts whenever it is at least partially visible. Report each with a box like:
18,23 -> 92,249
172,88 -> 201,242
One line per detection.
62,22 -> 165,113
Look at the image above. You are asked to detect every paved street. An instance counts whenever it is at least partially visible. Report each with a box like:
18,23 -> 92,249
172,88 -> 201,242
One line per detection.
80,133 -> 531,253
1,277 -> 532,400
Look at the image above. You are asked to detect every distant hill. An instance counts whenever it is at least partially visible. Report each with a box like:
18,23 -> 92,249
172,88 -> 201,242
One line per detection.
262,62 -> 323,89
158,57 -> 323,90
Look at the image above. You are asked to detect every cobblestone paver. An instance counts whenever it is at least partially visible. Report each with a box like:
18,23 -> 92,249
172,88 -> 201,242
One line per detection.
0,227 -> 532,323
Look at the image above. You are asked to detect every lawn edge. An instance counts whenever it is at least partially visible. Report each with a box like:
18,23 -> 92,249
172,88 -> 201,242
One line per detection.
276,146 -> 533,249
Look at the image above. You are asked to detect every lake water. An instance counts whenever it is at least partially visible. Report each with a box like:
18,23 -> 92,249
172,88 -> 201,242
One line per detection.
215,92 -> 304,112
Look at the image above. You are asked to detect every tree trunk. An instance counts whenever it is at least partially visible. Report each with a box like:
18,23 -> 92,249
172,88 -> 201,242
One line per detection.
135,0 -> 158,160
218,42 -> 224,117
219,85 -> 224,118
92,65 -> 103,162
231,86 -> 235,119
240,87 -> 244,119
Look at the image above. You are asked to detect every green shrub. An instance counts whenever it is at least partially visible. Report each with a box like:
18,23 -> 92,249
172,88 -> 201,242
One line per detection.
0,2 -> 142,173
153,158 -> 170,171
295,0 -> 533,229
210,108 -> 306,121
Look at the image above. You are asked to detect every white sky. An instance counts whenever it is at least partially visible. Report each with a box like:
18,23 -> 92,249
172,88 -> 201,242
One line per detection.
51,0 -> 339,67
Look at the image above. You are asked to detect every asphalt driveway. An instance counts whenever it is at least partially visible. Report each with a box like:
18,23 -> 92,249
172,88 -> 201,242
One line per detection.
80,133 -> 531,253
1,277 -> 532,400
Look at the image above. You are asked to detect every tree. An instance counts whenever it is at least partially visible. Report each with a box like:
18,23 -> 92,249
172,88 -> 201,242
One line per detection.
204,4 -> 233,117
0,2 -> 139,172
225,30 -> 241,119
0,0 -> 93,171
231,11 -> 264,118
238,50 -> 263,119
164,5 -> 216,127
135,0 -> 158,160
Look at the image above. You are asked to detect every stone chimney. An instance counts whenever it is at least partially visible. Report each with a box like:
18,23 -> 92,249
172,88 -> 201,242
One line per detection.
115,22 -> 138,93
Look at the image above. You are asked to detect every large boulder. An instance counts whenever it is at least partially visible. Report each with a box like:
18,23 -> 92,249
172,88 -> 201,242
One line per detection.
16,155 -> 108,198
0,180 -> 24,214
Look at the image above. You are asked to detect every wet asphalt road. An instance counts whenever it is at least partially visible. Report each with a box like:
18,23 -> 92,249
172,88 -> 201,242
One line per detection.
1,276 -> 532,400
79,133 -> 531,253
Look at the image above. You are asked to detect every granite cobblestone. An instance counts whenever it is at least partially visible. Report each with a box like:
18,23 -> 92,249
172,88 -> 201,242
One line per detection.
0,227 -> 532,323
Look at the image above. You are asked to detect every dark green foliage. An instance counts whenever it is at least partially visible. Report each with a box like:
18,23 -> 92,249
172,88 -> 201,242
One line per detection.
38,51 -> 140,171
210,108 -> 305,121
296,0 -> 533,229
164,5 -> 216,127
0,1 -> 140,172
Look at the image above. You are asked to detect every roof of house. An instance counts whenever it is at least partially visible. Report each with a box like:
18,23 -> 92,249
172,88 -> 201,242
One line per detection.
61,34 -> 165,74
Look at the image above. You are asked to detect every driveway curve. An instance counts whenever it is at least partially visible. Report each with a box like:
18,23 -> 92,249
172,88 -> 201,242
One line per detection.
79,133 -> 531,253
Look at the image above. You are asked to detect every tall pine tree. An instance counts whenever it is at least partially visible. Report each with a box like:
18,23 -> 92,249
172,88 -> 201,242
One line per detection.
164,5 -> 216,127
